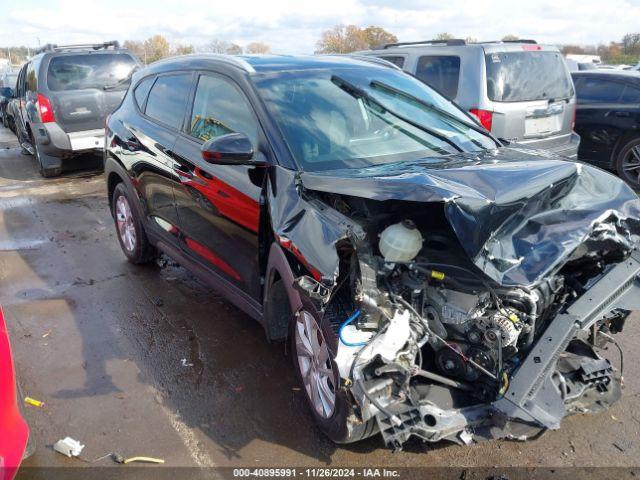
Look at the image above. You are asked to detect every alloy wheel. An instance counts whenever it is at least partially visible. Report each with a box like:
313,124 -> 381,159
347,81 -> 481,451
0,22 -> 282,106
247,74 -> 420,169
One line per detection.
115,195 -> 137,253
294,311 -> 336,419
622,145 -> 640,186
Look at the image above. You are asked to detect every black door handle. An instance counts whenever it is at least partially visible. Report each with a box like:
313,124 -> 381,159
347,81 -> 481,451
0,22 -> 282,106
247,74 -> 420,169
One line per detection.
173,162 -> 194,179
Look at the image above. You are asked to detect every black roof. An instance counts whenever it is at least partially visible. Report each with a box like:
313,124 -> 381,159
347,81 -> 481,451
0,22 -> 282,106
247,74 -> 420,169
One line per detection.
142,54 -> 396,75
571,69 -> 640,85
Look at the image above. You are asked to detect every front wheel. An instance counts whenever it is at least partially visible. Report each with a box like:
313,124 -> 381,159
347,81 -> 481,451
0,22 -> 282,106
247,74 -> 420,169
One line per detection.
615,137 -> 640,189
290,309 -> 377,443
112,183 -> 156,264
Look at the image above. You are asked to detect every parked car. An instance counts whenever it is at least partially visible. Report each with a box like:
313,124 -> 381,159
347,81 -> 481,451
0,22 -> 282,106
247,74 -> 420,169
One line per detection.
106,54 -> 640,450
564,58 -> 598,72
9,41 -> 140,177
572,70 -> 640,188
358,39 -> 580,157
0,305 -> 30,479
0,71 -> 18,128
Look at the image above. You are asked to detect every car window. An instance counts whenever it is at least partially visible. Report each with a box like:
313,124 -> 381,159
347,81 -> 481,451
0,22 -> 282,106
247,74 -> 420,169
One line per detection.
134,76 -> 155,110
621,85 -> 640,103
485,51 -> 573,102
377,56 -> 405,68
415,56 -> 460,99
47,53 -> 137,91
188,74 -> 258,146
145,74 -> 192,130
255,67 -> 496,172
575,77 -> 624,103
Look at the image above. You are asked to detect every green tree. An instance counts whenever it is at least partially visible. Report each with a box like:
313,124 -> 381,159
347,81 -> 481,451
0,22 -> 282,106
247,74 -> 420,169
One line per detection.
502,34 -> 519,41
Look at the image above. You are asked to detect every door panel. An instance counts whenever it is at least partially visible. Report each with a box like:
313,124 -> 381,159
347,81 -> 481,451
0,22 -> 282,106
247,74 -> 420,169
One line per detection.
172,73 -> 263,299
121,73 -> 194,241
574,76 -> 630,164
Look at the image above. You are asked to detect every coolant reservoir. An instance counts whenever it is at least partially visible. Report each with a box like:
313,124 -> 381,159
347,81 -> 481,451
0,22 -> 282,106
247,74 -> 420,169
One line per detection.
379,220 -> 423,263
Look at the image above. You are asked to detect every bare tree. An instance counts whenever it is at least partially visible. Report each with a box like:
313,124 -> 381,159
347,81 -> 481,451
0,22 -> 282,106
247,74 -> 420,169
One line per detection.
434,33 -> 455,41
200,39 -> 243,54
622,33 -> 640,55
172,44 -> 195,56
245,42 -> 271,54
143,35 -> 170,63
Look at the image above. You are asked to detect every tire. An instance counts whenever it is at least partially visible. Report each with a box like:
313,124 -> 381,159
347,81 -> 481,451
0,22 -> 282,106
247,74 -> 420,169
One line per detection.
30,131 -> 60,178
290,308 -> 377,444
112,182 -> 156,264
615,137 -> 640,189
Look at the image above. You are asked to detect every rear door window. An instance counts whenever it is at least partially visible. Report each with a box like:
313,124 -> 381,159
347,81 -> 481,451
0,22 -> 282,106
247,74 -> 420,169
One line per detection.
485,51 -> 573,102
575,77 -> 624,103
47,53 -> 137,91
145,74 -> 192,130
415,56 -> 460,98
188,74 -> 258,146
377,56 -> 405,68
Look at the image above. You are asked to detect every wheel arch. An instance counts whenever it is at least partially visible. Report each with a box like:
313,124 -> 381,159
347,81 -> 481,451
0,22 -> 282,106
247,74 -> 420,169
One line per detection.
262,242 -> 304,341
610,129 -> 640,167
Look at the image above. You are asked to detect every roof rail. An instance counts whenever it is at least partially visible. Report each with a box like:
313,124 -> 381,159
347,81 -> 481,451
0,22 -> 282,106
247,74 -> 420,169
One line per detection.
35,40 -> 120,55
478,39 -> 538,45
378,39 -> 467,49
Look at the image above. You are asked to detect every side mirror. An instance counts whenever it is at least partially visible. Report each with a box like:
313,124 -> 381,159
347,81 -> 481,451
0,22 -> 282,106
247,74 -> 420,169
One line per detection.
201,133 -> 265,166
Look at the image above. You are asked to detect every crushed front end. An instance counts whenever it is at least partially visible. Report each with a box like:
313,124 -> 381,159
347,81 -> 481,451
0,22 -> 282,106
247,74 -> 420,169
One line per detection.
274,154 -> 640,450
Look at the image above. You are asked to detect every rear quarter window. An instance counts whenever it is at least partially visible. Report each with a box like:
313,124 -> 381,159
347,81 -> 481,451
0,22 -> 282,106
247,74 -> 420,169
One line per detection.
575,77 -> 624,103
133,76 -> 155,109
415,56 -> 460,99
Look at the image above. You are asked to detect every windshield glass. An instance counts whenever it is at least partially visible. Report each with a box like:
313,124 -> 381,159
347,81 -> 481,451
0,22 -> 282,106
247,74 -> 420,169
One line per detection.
254,67 -> 497,172
485,51 -> 573,102
47,53 -> 137,92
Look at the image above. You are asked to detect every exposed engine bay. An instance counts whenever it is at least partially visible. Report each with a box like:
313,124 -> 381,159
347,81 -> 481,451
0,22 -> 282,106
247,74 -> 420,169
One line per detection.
290,188 -> 640,450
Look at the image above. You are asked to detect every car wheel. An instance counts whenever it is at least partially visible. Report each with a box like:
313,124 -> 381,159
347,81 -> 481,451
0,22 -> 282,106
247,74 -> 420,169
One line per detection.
290,309 -> 377,444
112,182 -> 156,264
615,137 -> 640,189
29,131 -> 60,178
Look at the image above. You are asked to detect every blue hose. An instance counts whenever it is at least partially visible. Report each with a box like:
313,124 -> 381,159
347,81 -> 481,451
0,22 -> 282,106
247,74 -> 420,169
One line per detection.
338,310 -> 367,347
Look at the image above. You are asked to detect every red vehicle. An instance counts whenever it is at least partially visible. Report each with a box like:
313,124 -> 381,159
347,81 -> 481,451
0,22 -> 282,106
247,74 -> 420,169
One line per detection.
0,306 -> 29,480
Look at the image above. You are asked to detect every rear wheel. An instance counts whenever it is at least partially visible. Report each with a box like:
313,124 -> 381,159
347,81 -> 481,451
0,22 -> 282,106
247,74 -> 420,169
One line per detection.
615,137 -> 640,189
290,309 -> 377,443
112,183 -> 156,264
29,130 -> 60,178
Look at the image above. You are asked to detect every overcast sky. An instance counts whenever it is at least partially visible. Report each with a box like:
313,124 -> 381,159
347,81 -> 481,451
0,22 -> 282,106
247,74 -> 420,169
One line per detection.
1,0 -> 639,53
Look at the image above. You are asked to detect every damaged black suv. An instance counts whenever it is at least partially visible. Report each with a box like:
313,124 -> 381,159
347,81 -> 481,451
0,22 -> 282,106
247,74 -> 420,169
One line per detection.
105,54 -> 640,450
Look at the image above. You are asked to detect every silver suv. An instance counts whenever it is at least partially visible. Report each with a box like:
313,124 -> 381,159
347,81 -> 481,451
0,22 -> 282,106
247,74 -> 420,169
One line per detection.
359,39 -> 579,157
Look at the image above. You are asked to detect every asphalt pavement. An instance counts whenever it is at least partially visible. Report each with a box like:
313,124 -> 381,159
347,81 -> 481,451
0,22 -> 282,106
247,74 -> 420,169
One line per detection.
1,125 -> 639,478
